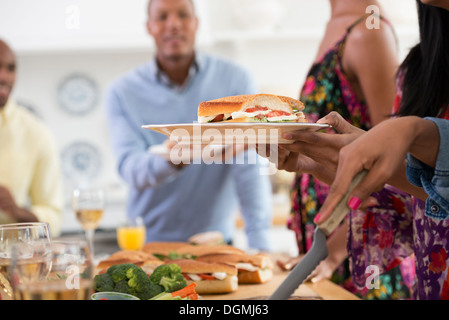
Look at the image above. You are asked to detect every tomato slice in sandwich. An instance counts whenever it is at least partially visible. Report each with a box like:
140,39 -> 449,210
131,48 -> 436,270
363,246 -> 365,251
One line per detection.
266,110 -> 291,117
245,106 -> 269,113
198,273 -> 216,280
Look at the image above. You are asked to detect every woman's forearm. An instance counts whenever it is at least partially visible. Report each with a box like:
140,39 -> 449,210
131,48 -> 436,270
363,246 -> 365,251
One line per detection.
409,118 -> 440,168
385,117 -> 439,201
386,160 -> 429,201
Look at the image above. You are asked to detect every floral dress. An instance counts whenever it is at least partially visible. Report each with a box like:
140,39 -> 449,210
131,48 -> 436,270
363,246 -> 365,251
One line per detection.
289,15 -> 415,299
347,74 -> 449,300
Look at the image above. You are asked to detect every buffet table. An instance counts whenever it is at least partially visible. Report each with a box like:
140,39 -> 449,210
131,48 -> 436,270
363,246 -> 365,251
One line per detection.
62,231 -> 359,300
202,275 -> 359,300
202,253 -> 359,300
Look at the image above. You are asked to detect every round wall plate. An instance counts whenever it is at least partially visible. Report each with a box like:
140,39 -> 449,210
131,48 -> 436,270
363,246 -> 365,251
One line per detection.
61,141 -> 102,181
57,73 -> 98,116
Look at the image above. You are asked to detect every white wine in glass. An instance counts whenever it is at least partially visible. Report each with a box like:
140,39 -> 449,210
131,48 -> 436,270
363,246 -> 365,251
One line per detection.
72,188 -> 105,257
11,240 -> 94,300
0,222 -> 52,300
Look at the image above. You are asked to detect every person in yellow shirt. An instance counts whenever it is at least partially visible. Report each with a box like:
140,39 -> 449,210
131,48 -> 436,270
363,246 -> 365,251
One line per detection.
0,39 -> 63,236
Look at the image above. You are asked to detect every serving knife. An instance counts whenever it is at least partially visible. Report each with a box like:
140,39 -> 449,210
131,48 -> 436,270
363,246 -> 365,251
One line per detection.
268,170 -> 367,300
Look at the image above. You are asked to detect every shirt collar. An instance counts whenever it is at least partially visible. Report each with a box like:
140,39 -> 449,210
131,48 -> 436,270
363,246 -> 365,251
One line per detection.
150,54 -> 201,91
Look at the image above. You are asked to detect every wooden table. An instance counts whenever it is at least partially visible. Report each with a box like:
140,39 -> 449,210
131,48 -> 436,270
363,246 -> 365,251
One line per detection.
202,253 -> 359,300
202,275 -> 359,300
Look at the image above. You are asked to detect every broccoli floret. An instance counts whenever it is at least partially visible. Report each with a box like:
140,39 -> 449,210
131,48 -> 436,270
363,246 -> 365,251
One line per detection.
114,279 -> 131,294
141,282 -> 164,300
160,273 -> 186,292
93,272 -> 114,292
149,264 -> 187,293
106,264 -> 120,276
110,264 -> 130,283
127,268 -> 150,291
94,263 -> 164,300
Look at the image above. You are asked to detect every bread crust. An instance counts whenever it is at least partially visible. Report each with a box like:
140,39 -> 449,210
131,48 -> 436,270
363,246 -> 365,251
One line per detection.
140,241 -> 193,256
188,231 -> 224,245
96,250 -> 162,272
196,253 -> 274,284
175,244 -> 246,257
237,269 -> 273,284
198,102 -> 245,117
198,94 -> 304,117
196,253 -> 273,269
186,276 -> 238,294
167,258 -> 237,276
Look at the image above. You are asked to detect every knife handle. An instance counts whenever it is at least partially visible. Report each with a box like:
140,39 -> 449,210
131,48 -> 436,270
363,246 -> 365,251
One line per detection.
318,170 -> 368,236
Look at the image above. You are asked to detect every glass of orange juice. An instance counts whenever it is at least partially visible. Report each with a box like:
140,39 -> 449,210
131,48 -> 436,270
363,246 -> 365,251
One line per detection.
116,217 -> 146,251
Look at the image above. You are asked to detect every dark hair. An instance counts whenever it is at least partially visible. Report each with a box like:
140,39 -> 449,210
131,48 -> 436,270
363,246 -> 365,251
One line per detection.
396,1 -> 449,117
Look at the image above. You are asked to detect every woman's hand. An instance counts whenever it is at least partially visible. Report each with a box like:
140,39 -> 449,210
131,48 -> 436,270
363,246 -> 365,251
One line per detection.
257,112 -> 365,185
314,116 -> 440,224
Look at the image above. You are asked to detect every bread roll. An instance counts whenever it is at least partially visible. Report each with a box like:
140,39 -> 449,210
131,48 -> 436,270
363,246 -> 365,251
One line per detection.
175,244 -> 245,257
96,250 -> 161,273
187,276 -> 238,294
196,253 -> 274,284
140,241 -> 193,258
167,259 -> 238,294
197,94 -> 306,123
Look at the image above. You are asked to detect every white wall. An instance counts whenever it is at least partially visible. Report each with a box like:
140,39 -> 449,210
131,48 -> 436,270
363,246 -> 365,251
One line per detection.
0,0 -> 419,235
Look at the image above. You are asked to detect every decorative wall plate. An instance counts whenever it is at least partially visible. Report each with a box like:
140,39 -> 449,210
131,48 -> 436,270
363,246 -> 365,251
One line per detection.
61,141 -> 102,181
57,73 -> 98,116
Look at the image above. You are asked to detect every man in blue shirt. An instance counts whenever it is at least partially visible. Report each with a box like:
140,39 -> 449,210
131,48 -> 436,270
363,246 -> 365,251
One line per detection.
104,0 -> 273,251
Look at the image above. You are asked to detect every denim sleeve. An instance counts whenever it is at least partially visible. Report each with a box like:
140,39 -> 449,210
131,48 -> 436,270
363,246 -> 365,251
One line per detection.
104,86 -> 181,189
406,117 -> 449,220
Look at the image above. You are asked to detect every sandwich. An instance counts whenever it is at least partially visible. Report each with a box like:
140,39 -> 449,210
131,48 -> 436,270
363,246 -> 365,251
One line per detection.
197,94 -> 306,123
188,231 -> 225,246
167,259 -> 238,294
140,241 -> 195,260
96,250 -> 163,274
174,244 -> 246,258
196,253 -> 274,284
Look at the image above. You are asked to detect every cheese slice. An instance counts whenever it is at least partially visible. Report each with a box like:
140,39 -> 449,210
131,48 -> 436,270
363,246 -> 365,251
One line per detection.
235,262 -> 259,272
186,272 -> 228,281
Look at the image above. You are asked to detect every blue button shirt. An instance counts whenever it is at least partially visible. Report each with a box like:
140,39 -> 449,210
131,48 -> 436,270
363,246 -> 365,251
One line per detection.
406,117 -> 449,220
104,53 -> 273,251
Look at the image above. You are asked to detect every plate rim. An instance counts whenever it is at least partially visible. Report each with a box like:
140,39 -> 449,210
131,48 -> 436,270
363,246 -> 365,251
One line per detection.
142,122 -> 331,129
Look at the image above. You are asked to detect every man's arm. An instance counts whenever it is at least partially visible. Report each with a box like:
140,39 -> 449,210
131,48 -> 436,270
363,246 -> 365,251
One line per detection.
28,128 -> 63,236
104,87 -> 182,189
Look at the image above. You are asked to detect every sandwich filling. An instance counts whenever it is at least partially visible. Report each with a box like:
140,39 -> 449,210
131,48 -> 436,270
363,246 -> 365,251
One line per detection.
198,106 -> 305,123
183,272 -> 228,281
235,262 -> 259,272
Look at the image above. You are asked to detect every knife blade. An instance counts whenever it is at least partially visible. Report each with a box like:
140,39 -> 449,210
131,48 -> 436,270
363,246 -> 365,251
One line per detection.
268,170 -> 367,300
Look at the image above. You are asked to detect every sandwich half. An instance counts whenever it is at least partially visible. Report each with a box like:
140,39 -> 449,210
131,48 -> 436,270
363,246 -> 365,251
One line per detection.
196,253 -> 274,284
96,250 -> 163,274
197,94 -> 306,123
174,244 -> 246,258
140,241 -> 195,260
167,259 -> 238,294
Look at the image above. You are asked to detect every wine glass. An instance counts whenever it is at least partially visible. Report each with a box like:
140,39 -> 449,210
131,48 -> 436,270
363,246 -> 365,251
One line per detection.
72,187 -> 105,257
10,239 -> 94,300
0,222 -> 52,300
116,216 -> 146,251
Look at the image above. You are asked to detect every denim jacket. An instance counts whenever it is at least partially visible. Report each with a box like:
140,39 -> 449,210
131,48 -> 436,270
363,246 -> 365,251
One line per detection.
406,117 -> 449,220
